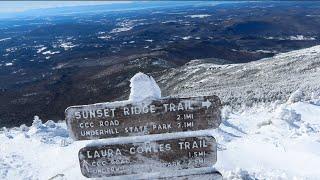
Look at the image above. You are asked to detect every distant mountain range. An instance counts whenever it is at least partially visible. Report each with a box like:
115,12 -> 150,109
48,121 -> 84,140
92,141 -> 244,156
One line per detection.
0,1 -> 219,19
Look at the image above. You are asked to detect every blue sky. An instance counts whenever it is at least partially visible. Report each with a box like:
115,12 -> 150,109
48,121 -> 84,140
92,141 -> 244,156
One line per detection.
0,1 -> 132,13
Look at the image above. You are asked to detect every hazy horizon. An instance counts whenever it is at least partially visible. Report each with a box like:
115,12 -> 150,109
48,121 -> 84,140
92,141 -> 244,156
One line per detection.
0,1 -> 132,13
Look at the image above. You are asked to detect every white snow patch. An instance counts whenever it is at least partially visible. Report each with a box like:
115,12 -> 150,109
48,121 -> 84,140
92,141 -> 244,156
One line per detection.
6,47 -> 17,53
182,36 -> 192,40
0,37 -> 11,42
98,35 -> 111,40
52,63 -> 67,70
306,14 -> 320,17
37,47 -> 47,53
110,19 -> 148,34
5,63 -> 13,66
110,27 -> 133,33
289,35 -> 316,41
185,14 -> 211,18
255,49 -> 277,53
129,72 -> 161,102
265,35 -> 316,41
60,42 -> 76,50
161,20 -> 178,24
42,50 -> 60,55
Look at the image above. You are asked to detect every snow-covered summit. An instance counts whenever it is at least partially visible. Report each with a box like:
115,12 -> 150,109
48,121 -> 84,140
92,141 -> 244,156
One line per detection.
159,45 -> 320,107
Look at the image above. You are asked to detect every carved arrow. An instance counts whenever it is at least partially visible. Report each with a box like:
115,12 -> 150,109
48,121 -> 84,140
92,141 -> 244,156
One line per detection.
81,160 -> 90,173
202,100 -> 212,109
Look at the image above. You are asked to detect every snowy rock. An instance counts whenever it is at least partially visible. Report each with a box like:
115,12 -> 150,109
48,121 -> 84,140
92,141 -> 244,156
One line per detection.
19,124 -> 29,132
32,115 -> 43,128
275,105 -> 301,128
129,72 -> 161,102
221,106 -> 232,120
298,123 -> 315,134
27,116 -> 69,142
2,127 -> 13,139
287,89 -> 305,104
222,168 -> 256,180
310,91 -> 320,105
279,108 -> 301,123
45,120 -> 56,128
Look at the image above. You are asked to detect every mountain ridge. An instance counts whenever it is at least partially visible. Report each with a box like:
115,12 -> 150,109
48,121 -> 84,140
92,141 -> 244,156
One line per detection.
158,45 -> 320,107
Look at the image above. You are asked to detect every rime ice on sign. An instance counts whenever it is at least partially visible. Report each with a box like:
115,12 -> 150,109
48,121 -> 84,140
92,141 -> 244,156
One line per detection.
129,72 -> 161,102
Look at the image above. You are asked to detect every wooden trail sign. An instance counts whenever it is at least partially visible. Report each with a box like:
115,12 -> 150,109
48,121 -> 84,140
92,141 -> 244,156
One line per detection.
65,95 -> 221,141
78,136 -> 217,178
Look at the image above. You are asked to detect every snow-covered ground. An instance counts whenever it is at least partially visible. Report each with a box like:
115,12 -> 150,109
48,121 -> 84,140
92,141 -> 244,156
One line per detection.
1,45 -> 320,179
1,92 -> 319,179
216,99 -> 320,179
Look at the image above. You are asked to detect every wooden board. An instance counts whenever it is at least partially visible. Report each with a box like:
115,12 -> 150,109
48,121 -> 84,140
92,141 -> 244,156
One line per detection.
78,136 -> 217,178
66,95 -> 221,141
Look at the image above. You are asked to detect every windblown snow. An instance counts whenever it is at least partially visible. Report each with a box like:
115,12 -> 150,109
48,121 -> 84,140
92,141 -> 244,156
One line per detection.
1,46 -> 320,179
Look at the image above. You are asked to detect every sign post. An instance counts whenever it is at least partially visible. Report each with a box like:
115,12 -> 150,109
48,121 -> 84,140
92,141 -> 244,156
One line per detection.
65,95 -> 222,179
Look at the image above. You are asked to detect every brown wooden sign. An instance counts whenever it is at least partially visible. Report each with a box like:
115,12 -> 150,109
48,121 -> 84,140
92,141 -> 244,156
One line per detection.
65,95 -> 221,141
78,136 -> 217,178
